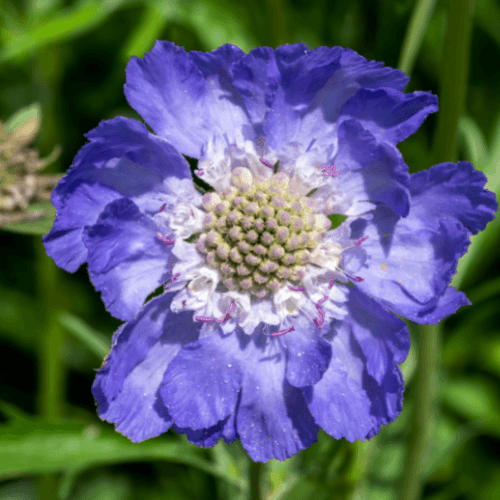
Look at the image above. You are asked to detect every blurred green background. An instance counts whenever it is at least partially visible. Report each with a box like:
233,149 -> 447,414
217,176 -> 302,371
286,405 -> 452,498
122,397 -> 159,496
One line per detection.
1,0 -> 499,499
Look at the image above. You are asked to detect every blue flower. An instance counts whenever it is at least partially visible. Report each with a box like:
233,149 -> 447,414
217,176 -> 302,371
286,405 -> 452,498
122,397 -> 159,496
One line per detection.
43,42 -> 497,462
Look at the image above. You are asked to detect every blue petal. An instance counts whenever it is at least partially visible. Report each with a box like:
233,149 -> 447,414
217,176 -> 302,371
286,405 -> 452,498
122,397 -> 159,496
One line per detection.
125,42 -> 252,158
160,328 -> 244,430
264,45 -> 409,152
236,333 -> 318,462
92,293 -> 199,442
43,117 -> 191,273
281,315 -> 332,387
345,161 -> 497,323
334,120 -> 410,216
340,87 -> 438,144
345,205 -> 471,323
83,197 -> 173,321
409,161 -> 498,235
306,290 -> 408,441
343,287 -> 410,384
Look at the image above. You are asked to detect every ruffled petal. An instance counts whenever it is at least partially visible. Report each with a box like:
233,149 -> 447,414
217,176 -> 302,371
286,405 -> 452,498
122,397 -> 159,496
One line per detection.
236,333 -> 318,462
264,45 -> 409,152
43,117 -> 191,273
344,161 -> 496,323
281,315 -> 332,387
345,205 -> 471,323
340,88 -> 438,145
92,293 -> 200,442
333,119 -> 411,216
125,42 -> 252,158
160,327 -> 244,430
83,198 -> 173,321
409,161 -> 498,235
306,288 -> 408,441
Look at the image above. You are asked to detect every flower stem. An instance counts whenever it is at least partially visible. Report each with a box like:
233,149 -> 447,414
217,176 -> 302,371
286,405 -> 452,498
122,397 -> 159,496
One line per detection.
35,238 -> 65,499
400,323 -> 440,500
249,461 -> 264,500
401,1 -> 474,499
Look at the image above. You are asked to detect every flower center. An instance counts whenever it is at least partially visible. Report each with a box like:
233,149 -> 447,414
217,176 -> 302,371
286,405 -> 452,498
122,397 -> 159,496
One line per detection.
195,167 -> 331,298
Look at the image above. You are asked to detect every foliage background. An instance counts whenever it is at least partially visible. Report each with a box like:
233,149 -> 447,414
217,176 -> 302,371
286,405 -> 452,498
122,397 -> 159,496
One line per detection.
1,0 -> 499,499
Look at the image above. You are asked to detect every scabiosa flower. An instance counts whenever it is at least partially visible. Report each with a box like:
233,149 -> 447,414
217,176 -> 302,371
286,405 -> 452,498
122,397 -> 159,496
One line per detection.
43,42 -> 497,462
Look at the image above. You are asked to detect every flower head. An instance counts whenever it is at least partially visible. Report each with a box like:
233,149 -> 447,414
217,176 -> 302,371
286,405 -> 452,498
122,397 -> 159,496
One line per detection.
43,42 -> 497,462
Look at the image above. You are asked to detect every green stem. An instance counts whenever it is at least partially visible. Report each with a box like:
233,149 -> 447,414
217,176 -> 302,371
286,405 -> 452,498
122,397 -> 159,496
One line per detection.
401,1 -> 474,499
433,0 -> 474,164
35,239 -> 65,499
398,0 -> 438,76
249,461 -> 263,500
400,323 -> 440,500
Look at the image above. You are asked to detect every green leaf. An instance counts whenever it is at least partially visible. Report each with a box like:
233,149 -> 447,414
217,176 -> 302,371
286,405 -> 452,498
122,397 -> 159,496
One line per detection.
458,114 -> 489,169
398,0 -> 438,76
0,412 -> 245,494
0,201 -> 55,235
328,214 -> 348,230
0,0 -> 126,64
58,312 -> 110,361
3,103 -> 41,133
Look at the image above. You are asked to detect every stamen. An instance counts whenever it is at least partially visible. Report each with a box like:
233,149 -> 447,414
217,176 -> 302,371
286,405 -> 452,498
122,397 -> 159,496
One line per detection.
354,235 -> 369,246
195,316 -> 214,322
270,326 -> 295,337
329,277 -> 335,289
320,164 -> 341,177
196,169 -> 205,176
159,203 -> 166,213
288,285 -> 305,292
216,300 -> 236,323
352,276 -> 364,282
313,296 -> 328,329
259,158 -> 273,169
156,233 -> 175,245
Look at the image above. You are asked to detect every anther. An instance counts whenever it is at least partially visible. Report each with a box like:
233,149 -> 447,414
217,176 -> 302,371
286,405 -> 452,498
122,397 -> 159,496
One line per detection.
159,203 -> 166,213
156,233 -> 175,245
259,158 -> 273,169
270,326 -> 295,337
288,285 -> 305,292
195,316 -> 214,322
355,236 -> 369,246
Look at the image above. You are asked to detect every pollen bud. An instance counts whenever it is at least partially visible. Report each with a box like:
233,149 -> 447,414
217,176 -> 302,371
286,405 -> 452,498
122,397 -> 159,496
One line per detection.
241,216 -> 254,230
223,278 -> 237,290
229,248 -> 243,263
206,229 -> 222,247
253,244 -> 267,256
277,210 -> 291,225
259,260 -> 279,274
238,240 -> 251,253
245,253 -> 261,266
267,279 -> 281,292
220,262 -> 235,274
221,186 -> 238,200
285,235 -> 301,251
282,253 -> 296,266
266,217 -> 278,231
295,249 -> 311,264
291,266 -> 306,281
207,251 -> 218,267
227,209 -> 243,224
196,234 -> 208,253
277,266 -> 292,280
261,231 -> 274,245
243,201 -> 259,215
246,230 -> 258,243
231,167 -> 253,188
253,175 -> 270,189
261,205 -> 275,217
270,172 -> 290,190
254,218 -> 265,232
202,192 -> 221,211
215,215 -> 227,231
276,226 -> 290,243
216,242 -> 230,260
203,213 -> 216,228
236,264 -> 251,276
268,244 -> 285,260
228,226 -> 243,241
254,272 -> 269,284
272,196 -> 287,209
239,277 -> 253,289
214,200 -> 231,215
291,216 -> 304,231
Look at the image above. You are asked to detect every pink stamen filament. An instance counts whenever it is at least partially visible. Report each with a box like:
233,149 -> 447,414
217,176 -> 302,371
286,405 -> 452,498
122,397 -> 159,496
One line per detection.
354,235 -> 369,246
259,158 -> 273,169
352,276 -> 364,282
320,164 -> 341,177
216,301 -> 235,323
288,285 -> 305,292
159,203 -> 167,213
329,277 -> 335,289
156,233 -> 175,245
313,296 -> 328,329
270,326 -> 295,337
195,316 -> 214,322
